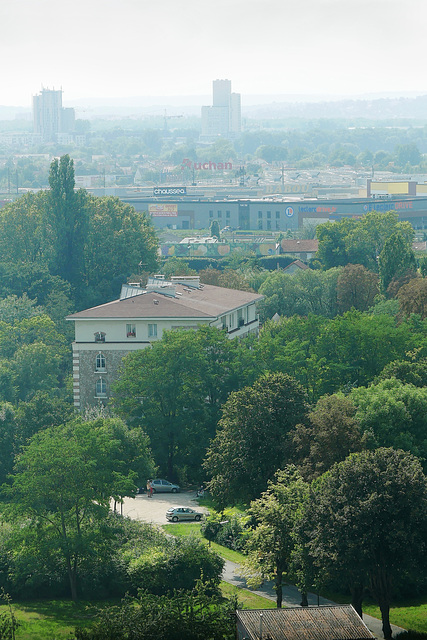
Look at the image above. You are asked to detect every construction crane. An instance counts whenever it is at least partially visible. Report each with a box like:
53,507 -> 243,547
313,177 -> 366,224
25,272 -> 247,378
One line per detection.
163,110 -> 183,133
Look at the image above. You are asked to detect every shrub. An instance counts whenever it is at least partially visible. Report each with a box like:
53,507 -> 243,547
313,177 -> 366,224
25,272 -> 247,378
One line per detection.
201,510 -> 250,552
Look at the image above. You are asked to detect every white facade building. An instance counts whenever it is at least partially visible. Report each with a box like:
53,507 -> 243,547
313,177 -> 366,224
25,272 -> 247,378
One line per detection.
67,276 -> 262,409
201,79 -> 242,140
33,88 -> 75,142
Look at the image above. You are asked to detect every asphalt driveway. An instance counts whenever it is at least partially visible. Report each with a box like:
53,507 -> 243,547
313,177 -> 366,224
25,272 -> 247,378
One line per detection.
113,490 -> 208,525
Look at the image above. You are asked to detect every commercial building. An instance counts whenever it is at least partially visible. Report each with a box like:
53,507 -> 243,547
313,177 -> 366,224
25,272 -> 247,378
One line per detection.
120,193 -> 427,232
201,79 -> 241,140
67,276 -> 263,409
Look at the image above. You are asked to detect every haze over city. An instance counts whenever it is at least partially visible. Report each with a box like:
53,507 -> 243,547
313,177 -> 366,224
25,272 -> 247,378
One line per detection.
1,0 -> 426,108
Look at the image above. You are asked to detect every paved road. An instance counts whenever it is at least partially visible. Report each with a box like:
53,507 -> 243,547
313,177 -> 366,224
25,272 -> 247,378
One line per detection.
121,494 -> 405,639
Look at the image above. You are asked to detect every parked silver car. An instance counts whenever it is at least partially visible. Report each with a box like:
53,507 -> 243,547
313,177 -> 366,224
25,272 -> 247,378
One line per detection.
166,507 -> 203,522
151,479 -> 180,493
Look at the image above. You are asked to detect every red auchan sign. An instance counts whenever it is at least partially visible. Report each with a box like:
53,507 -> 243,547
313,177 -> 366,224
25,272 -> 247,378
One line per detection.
181,158 -> 233,171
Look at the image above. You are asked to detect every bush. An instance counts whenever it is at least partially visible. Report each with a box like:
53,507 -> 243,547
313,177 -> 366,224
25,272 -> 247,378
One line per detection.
0,515 -> 223,601
75,582 -> 236,640
201,510 -> 250,552
124,535 -> 224,595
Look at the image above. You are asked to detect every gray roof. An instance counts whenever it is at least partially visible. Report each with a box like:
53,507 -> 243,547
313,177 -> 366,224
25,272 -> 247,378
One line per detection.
236,606 -> 374,640
68,283 -> 263,321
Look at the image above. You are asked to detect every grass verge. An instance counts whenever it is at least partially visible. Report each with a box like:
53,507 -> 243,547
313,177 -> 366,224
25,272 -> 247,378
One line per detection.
162,522 -> 246,564
220,581 -> 273,609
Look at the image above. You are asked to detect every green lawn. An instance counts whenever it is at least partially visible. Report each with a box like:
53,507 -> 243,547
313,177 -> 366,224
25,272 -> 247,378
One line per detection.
0,599 -> 116,640
363,600 -> 427,634
162,522 -> 246,564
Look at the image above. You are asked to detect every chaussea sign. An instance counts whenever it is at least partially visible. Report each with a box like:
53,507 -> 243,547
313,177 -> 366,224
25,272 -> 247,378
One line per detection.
153,187 -> 187,196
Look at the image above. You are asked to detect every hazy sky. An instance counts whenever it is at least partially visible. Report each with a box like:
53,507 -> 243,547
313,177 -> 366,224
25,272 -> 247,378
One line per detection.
1,0 -> 426,107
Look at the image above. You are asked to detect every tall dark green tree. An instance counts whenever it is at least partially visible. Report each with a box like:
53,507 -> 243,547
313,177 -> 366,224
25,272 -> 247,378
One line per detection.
204,372 -> 309,506
243,466 -> 309,608
378,231 -> 417,294
300,448 -> 427,639
47,155 -> 88,290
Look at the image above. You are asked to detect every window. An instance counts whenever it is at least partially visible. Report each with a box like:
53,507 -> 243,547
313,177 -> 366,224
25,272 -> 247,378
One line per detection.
267,220 -> 271,230
226,210 -> 231,219
267,210 -> 271,219
217,210 -> 222,218
276,210 -> 280,219
126,324 -> 136,338
148,323 -> 157,338
258,219 -> 263,230
95,353 -> 106,372
276,220 -> 280,230
94,331 -> 105,343
209,210 -> 213,218
95,378 -> 107,398
258,210 -> 262,219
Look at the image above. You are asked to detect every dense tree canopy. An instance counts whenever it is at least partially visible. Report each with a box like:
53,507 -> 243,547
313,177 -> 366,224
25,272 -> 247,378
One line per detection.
6,417 -> 154,601
315,211 -> 414,272
112,326 -> 239,482
349,378 -> 427,467
300,448 -> 427,639
0,155 -> 159,310
289,394 -> 363,481
204,372 -> 309,506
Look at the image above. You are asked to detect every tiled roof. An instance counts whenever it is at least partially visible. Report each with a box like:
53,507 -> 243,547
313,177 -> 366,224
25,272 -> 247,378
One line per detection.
281,239 -> 319,252
67,284 -> 263,321
236,606 -> 374,640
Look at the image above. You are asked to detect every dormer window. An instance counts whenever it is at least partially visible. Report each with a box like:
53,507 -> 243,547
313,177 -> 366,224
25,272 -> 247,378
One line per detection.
95,331 -> 106,343
126,324 -> 136,338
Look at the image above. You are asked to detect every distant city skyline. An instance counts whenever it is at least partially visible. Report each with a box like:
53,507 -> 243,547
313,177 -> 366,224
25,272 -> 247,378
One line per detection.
1,0 -> 426,107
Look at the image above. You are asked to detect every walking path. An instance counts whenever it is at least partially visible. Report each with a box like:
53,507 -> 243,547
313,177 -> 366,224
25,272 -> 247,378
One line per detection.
223,559 -> 406,640
120,493 -> 406,639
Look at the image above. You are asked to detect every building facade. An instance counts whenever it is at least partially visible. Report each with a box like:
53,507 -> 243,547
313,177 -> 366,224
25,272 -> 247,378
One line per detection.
33,88 -> 75,142
67,276 -> 263,410
201,79 -> 241,140
119,193 -> 427,232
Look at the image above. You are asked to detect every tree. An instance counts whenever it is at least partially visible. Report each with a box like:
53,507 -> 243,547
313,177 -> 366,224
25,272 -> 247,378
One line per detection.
243,466 -> 309,608
47,155 -> 88,290
14,391 -> 73,445
301,448 -> 427,639
204,373 -> 309,506
376,357 -> 427,387
336,264 -> 379,313
112,327 -> 238,481
0,403 -> 17,486
0,191 -> 48,265
6,418 -> 150,601
315,310 -> 414,394
258,267 -> 341,321
397,278 -> 427,318
315,211 -> 414,272
289,394 -> 363,482
378,231 -> 417,294
349,378 -> 427,467
209,219 -> 220,239
83,195 -> 158,306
